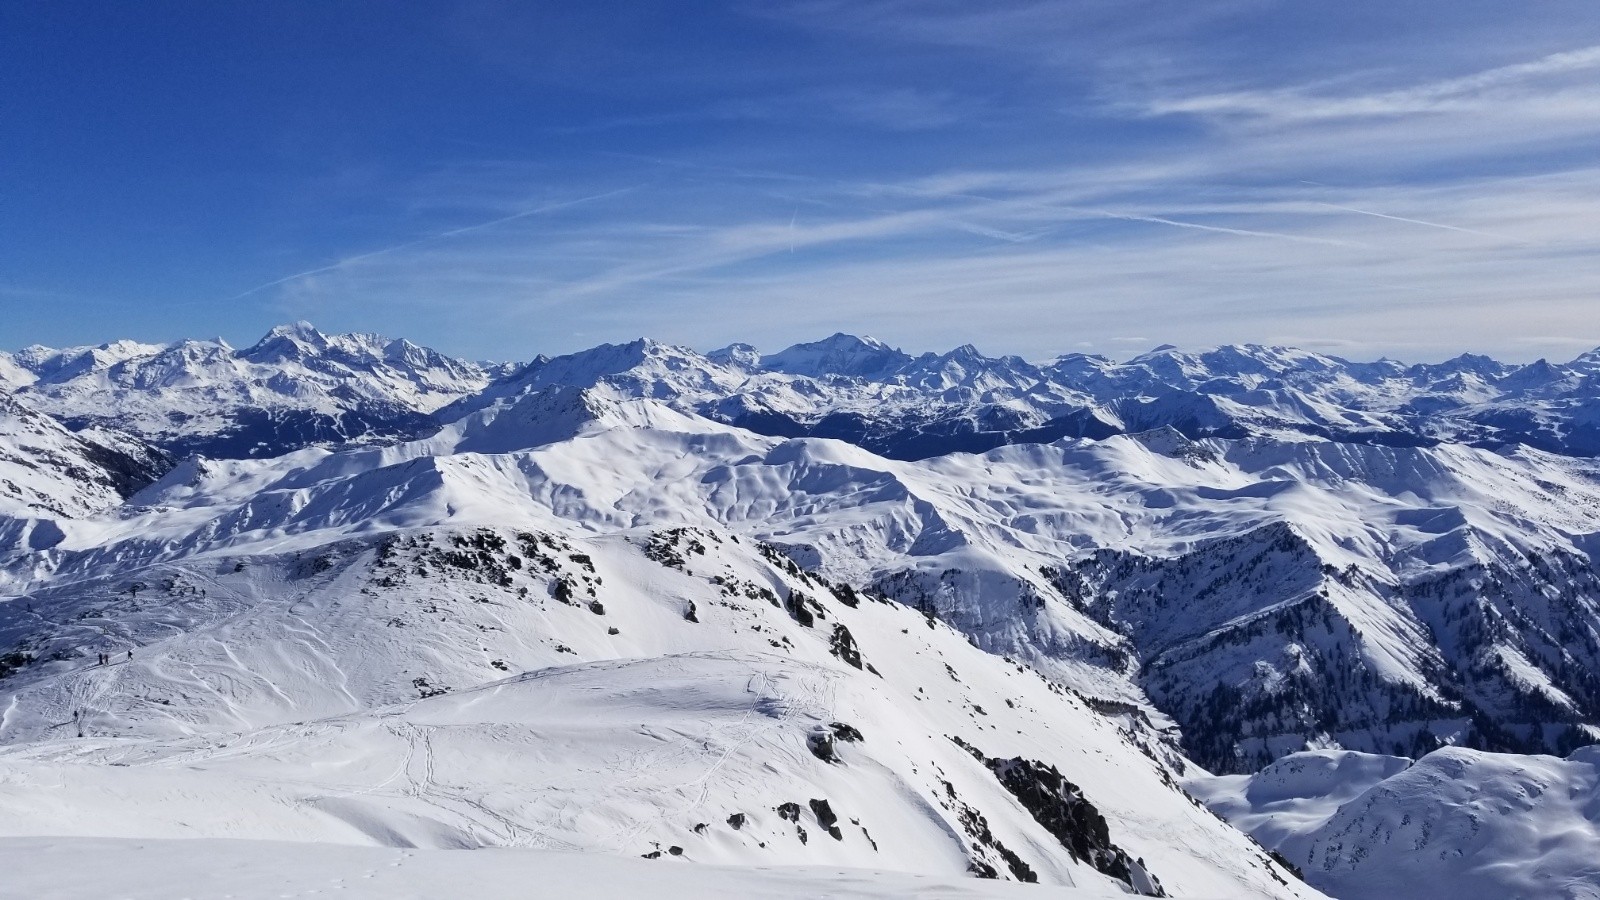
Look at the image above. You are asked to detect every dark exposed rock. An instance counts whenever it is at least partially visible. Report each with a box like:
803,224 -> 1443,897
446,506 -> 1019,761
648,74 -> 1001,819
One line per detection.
785,590 -> 820,628
939,779 -> 1037,883
828,722 -> 864,743
952,737 -> 1164,896
809,799 -> 843,840
829,623 -> 863,668
0,649 -> 33,680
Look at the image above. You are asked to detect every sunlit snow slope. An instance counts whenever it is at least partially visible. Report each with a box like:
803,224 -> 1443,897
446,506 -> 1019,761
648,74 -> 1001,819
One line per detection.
1192,747 -> 1600,900
1,325 -> 1598,899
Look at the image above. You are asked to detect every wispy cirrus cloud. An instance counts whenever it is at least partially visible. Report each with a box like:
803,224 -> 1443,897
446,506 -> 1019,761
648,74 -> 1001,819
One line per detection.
241,3 -> 1600,364
1143,44 -> 1600,122
268,149 -> 1600,363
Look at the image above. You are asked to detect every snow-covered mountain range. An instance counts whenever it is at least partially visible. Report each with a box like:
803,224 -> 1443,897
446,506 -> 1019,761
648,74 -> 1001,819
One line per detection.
1,321 -> 508,459
1,322 -> 1597,899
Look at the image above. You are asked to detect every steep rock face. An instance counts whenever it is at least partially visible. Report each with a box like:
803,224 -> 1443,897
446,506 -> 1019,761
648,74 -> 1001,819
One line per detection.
1052,521 -> 1600,773
953,737 -> 1167,896
4,323 -> 503,458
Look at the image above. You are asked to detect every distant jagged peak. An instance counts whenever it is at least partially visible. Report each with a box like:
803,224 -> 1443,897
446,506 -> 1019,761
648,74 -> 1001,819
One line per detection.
259,319 -> 328,344
517,336 -> 725,388
759,332 -> 913,379
1440,351 -> 1502,371
907,342 -> 1015,368
8,337 -> 173,381
241,320 -> 335,359
1567,345 -> 1600,369
243,321 -> 394,363
1042,351 -> 1117,377
707,342 -> 761,369
1121,343 -> 1349,390
232,322 -> 491,381
1492,357 -> 1576,393
895,343 -> 1043,393
441,337 -> 740,425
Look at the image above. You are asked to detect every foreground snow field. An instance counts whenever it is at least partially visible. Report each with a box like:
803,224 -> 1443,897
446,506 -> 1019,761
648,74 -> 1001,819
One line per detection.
0,837 -> 1124,900
0,527 -> 1311,897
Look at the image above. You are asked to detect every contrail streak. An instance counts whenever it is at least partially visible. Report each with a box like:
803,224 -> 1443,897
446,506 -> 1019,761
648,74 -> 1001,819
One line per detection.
1315,202 -> 1517,242
1087,208 -> 1361,247
224,186 -> 638,302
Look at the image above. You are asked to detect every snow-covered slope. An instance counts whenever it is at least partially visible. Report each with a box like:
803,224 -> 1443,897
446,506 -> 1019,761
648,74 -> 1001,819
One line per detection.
4,322 -> 506,458
0,521 -> 1312,897
9,381 -> 1600,774
2,324 -> 1598,898
1191,747 -> 1600,900
0,388 -> 167,521
0,836 -> 1125,900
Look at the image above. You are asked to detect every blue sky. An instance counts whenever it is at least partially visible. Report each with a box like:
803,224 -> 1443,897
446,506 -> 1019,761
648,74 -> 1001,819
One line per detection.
5,1 -> 1600,362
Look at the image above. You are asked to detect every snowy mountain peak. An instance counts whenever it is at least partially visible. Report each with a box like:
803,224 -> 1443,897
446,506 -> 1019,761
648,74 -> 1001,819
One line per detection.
242,320 -> 332,360
707,342 -> 762,369
760,333 -> 912,379
264,319 -> 326,343
1567,346 -> 1600,370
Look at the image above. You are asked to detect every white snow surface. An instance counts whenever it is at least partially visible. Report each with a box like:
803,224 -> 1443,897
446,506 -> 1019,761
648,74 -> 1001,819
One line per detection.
0,521 -> 1315,897
3,326 -> 1600,898
0,836 -> 1125,900
1192,747 -> 1600,900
